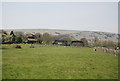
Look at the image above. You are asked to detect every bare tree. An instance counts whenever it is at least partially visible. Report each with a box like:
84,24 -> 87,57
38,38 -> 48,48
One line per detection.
80,38 -> 88,47
35,33 -> 43,44
42,33 -> 51,44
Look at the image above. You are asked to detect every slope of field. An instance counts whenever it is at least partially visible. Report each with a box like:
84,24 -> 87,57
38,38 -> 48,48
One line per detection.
2,44 -> 118,79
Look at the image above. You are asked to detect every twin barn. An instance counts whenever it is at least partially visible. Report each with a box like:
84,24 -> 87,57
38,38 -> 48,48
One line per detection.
52,40 -> 84,46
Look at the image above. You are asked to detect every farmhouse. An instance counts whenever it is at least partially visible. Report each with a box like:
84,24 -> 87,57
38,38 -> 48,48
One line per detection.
27,34 -> 37,43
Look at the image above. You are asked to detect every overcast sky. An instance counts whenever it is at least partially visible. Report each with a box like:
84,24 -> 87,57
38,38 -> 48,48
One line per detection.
1,2 -> 118,33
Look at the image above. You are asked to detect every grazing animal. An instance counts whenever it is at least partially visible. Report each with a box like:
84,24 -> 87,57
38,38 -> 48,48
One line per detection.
93,47 -> 97,51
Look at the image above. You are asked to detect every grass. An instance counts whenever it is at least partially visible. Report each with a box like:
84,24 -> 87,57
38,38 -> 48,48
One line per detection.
2,44 -> 118,79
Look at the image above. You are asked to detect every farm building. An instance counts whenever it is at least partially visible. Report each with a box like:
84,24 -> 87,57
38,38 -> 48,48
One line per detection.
52,40 -> 68,46
26,34 -> 37,44
71,40 -> 84,46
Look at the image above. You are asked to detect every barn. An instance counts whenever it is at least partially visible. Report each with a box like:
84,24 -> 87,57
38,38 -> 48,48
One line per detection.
52,40 -> 68,46
71,40 -> 84,46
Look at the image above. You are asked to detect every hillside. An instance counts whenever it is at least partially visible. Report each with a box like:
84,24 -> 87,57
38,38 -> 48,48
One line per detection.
1,29 -> 119,42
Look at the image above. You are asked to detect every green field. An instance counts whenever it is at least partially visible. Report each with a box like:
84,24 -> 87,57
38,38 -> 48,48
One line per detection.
2,44 -> 118,79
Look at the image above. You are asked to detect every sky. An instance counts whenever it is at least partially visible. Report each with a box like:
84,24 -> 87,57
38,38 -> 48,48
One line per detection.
1,1 -> 118,33
1,0 -> 119,2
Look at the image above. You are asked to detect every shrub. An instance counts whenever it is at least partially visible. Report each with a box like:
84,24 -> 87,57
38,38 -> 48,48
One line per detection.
13,45 -> 21,48
29,46 -> 35,48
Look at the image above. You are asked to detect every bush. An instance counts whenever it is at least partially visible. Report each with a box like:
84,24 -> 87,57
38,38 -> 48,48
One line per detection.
13,45 -> 21,48
16,36 -> 22,43
29,46 -> 35,48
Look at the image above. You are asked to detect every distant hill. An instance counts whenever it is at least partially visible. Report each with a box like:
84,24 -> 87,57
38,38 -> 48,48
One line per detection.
1,29 -> 119,42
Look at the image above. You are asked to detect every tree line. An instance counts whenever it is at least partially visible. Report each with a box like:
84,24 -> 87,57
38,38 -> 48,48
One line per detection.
1,30 -> 119,48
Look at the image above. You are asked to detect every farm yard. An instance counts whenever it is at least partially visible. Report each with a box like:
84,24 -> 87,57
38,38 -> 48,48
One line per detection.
1,1 -> 119,80
2,44 -> 118,79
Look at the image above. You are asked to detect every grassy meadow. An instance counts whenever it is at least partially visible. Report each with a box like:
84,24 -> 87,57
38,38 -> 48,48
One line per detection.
2,44 -> 118,79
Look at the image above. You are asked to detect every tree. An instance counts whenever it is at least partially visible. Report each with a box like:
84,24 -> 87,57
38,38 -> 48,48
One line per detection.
35,33 -> 42,38
60,37 -> 72,42
16,36 -> 22,43
51,35 -> 60,41
42,33 -> 51,44
2,30 -> 8,35
10,31 -> 15,36
60,37 -> 72,45
80,38 -> 88,47
11,36 -> 16,42
118,41 -> 120,48
10,31 -> 16,42
34,33 -> 43,44
93,36 -> 99,47
1,30 -> 8,43
101,40 -> 117,48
